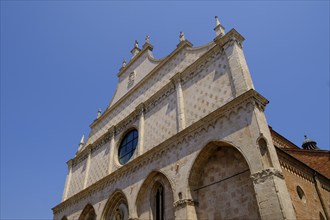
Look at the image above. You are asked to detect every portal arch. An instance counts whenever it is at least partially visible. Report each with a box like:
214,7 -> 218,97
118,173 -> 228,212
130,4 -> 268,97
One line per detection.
188,141 -> 260,219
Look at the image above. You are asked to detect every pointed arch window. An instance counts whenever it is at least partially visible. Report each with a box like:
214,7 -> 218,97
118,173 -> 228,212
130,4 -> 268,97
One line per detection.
155,184 -> 164,220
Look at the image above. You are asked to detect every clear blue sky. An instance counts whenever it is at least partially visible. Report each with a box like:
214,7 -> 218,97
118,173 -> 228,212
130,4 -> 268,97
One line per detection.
1,1 -> 329,219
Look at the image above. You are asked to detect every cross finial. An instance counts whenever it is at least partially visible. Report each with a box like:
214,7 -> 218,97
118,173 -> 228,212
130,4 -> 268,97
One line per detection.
179,32 -> 185,41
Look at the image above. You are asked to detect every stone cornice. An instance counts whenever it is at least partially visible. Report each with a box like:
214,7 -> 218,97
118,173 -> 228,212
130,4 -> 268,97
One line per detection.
214,28 -> 244,48
118,43 -> 153,77
89,31 -> 244,143
53,89 -> 268,214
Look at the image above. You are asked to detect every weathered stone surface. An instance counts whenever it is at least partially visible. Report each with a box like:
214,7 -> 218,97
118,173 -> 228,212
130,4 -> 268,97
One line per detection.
52,21 -> 330,220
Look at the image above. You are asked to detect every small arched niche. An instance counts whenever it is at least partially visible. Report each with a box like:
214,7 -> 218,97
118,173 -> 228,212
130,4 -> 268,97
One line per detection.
258,137 -> 273,168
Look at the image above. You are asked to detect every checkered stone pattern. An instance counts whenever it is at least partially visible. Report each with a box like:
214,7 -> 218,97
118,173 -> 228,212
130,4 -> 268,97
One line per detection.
196,147 -> 260,219
86,142 -> 110,186
67,159 -> 87,197
182,53 -> 233,127
85,46 -> 211,147
144,92 -> 177,152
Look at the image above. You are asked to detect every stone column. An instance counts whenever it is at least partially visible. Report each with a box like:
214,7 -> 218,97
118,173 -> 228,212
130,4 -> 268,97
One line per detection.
251,168 -> 296,220
247,97 -> 296,220
136,103 -> 145,155
108,126 -> 116,174
222,31 -> 255,97
171,73 -> 186,132
83,148 -> 92,189
62,159 -> 73,201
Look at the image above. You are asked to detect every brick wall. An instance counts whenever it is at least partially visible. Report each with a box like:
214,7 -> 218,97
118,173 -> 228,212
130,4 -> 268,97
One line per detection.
282,168 -> 326,219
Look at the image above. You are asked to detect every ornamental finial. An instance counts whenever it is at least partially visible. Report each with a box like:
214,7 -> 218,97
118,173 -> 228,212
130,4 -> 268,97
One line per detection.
215,16 -> 220,26
122,59 -> 127,68
80,135 -> 85,145
131,40 -> 141,58
179,32 -> 185,41
76,134 -> 85,154
97,109 -> 102,119
145,35 -> 150,44
214,16 -> 225,37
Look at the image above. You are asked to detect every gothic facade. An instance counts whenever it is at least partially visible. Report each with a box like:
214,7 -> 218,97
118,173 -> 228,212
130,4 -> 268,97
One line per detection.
53,18 -> 329,220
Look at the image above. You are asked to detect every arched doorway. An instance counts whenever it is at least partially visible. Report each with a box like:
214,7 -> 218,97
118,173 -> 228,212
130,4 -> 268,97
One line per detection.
102,190 -> 129,220
189,142 -> 260,219
136,171 -> 175,220
78,204 -> 96,220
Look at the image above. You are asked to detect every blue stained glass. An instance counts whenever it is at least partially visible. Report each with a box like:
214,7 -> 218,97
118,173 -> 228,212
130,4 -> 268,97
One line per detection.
118,129 -> 138,165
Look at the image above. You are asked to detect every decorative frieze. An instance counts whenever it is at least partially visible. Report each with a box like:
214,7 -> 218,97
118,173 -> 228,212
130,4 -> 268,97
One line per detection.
250,168 -> 284,184
53,90 -> 267,215
173,199 -> 198,208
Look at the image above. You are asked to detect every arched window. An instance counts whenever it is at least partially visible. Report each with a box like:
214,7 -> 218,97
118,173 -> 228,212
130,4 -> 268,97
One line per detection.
101,191 -> 129,220
79,204 -> 96,220
118,129 -> 138,164
155,185 -> 164,220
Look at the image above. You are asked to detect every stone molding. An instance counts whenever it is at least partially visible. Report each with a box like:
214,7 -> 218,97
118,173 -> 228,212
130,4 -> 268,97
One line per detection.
90,30 -> 240,132
70,81 -> 268,168
173,199 -> 198,208
53,90 -> 268,215
144,82 -> 176,114
91,39 -> 195,129
250,168 -> 284,184
72,133 -> 111,166
214,28 -> 244,49
84,29 -> 252,156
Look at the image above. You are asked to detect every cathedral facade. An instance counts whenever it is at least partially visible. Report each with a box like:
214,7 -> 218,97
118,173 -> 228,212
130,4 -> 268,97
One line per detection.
53,18 -> 329,220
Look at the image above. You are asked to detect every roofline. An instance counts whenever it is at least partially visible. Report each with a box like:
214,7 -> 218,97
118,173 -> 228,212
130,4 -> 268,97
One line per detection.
276,146 -> 329,181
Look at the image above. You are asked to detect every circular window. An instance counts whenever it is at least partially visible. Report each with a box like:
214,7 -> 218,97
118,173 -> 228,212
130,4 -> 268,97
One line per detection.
118,129 -> 138,164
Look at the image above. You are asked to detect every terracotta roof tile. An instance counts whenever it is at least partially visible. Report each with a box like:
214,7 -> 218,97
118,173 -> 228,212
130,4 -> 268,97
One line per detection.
280,148 -> 330,179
